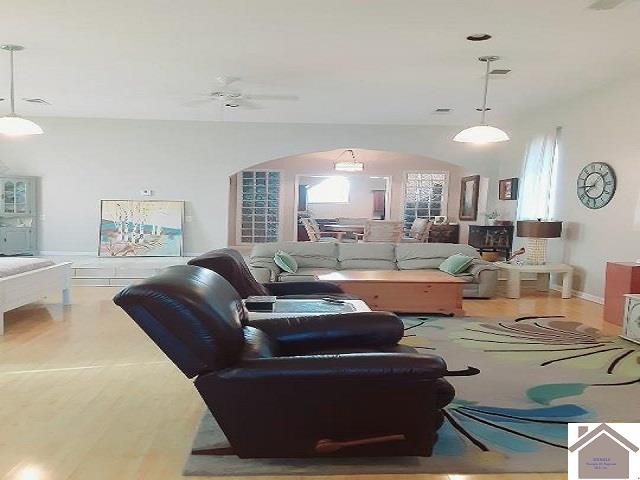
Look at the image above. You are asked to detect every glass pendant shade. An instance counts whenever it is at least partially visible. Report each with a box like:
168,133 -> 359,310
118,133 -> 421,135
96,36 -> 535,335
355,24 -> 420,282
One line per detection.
0,44 -> 44,137
0,114 -> 43,136
454,56 -> 509,145
453,125 -> 509,144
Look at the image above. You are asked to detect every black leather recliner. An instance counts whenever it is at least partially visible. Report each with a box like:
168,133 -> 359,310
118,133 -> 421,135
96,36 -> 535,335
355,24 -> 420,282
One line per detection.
188,248 -> 352,298
114,265 -> 470,458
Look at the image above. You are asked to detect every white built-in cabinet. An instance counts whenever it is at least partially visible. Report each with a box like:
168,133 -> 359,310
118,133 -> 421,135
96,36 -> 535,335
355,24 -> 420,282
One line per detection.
0,177 -> 37,255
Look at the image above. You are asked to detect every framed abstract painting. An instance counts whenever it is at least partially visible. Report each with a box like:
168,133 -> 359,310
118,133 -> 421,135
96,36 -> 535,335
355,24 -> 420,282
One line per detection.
499,177 -> 519,200
98,200 -> 184,257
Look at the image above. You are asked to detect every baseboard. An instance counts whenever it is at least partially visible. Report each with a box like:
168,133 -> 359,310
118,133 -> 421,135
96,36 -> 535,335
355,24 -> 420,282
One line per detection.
40,251 -> 97,256
550,283 -> 604,304
40,251 -> 200,258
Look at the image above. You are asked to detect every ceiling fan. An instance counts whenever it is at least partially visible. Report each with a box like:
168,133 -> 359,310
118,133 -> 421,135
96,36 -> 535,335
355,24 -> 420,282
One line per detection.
186,76 -> 299,109
0,97 -> 50,104
589,0 -> 637,10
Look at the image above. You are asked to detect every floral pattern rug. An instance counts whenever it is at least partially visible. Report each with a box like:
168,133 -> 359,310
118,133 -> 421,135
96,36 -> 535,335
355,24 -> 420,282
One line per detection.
184,315 -> 640,476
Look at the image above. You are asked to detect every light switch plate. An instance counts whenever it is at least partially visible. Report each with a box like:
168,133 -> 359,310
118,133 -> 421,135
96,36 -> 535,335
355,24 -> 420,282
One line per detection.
185,215 -> 193,223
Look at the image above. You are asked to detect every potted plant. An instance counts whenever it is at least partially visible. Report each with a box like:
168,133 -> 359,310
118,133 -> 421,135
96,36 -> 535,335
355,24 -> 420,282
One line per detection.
485,209 -> 500,226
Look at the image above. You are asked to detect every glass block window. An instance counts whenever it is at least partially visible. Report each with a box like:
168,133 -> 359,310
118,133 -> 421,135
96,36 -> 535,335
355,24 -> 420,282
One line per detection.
402,172 -> 448,232
238,170 -> 281,244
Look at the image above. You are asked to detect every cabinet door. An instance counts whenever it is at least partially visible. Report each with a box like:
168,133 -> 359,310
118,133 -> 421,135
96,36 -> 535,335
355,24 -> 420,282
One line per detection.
3,228 -> 32,254
14,180 -> 29,214
2,180 -> 16,214
1,179 -> 33,215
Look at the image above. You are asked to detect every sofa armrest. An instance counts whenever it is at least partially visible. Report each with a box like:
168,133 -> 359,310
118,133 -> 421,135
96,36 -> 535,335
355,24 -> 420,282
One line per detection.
217,353 -> 478,381
475,268 -> 498,298
250,311 -> 404,354
465,259 -> 498,280
264,281 -> 344,296
249,266 -> 274,283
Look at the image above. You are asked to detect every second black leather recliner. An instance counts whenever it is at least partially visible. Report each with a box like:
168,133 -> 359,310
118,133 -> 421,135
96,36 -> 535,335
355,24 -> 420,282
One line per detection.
114,265 -> 476,458
188,247 -> 354,298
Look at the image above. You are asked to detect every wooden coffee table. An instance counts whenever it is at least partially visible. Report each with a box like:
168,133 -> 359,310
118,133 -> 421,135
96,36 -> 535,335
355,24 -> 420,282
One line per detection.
318,270 -> 466,315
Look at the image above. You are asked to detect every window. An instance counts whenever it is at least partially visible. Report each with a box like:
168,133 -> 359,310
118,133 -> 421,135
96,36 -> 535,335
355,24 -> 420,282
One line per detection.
402,171 -> 448,231
306,176 -> 350,203
517,127 -> 560,220
238,170 -> 280,244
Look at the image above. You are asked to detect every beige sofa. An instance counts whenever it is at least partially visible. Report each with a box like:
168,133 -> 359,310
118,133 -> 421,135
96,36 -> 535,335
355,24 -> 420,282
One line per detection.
249,241 -> 498,298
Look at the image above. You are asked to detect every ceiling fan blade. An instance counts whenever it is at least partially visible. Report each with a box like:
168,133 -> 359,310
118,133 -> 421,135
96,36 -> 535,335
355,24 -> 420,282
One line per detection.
215,75 -> 241,87
234,99 -> 262,110
589,0 -> 626,10
23,97 -> 51,105
183,99 -> 215,107
244,93 -> 299,101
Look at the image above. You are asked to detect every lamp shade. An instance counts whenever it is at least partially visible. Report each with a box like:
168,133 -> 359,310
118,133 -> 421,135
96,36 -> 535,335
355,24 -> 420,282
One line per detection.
453,125 -> 509,144
517,220 -> 562,238
334,161 -> 364,172
0,114 -> 43,136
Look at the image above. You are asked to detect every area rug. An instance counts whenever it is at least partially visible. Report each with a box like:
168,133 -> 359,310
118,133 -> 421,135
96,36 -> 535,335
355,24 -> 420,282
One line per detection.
184,315 -> 640,475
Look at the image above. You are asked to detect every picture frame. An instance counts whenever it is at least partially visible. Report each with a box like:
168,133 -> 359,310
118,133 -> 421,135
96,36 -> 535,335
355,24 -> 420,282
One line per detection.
98,200 -> 184,257
499,177 -> 519,201
459,175 -> 480,221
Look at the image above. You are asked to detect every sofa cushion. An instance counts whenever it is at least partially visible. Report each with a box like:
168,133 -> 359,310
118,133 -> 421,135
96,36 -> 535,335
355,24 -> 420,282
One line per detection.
338,243 -> 396,270
251,241 -> 339,270
439,254 -> 475,275
395,243 -> 481,270
274,250 -> 298,273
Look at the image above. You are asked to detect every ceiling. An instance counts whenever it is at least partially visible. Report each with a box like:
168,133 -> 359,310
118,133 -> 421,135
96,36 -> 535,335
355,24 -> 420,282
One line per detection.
1,0 -> 639,126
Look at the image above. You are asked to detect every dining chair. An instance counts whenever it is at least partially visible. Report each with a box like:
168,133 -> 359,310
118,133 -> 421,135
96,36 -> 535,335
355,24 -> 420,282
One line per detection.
402,218 -> 432,243
358,220 -> 404,243
301,217 -> 343,242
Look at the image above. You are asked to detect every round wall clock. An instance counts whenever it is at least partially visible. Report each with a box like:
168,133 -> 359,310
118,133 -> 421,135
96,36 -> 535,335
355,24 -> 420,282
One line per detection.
576,162 -> 616,209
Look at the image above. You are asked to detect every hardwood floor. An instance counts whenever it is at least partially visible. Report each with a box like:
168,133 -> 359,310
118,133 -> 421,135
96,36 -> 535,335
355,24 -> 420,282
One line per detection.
0,285 -> 611,480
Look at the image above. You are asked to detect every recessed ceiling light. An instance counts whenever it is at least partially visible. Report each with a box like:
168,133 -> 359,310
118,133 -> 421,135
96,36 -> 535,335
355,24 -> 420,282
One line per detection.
466,33 -> 492,42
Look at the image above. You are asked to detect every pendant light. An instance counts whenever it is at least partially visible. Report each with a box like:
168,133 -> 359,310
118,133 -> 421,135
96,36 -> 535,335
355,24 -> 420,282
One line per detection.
334,149 -> 364,172
454,55 -> 508,144
0,45 -> 43,136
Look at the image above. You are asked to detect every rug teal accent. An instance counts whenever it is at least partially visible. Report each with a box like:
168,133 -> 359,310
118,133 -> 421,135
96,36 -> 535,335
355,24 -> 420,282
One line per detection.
184,315 -> 640,475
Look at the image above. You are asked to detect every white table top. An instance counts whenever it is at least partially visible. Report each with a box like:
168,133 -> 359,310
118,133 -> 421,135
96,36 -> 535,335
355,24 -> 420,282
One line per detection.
495,262 -> 573,273
247,298 -> 370,320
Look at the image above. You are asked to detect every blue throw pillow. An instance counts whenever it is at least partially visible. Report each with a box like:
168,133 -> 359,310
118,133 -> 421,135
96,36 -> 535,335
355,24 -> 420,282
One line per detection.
439,254 -> 474,275
274,250 -> 298,273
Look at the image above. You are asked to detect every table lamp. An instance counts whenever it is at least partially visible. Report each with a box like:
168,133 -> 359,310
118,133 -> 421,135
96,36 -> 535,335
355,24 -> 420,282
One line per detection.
516,220 -> 562,265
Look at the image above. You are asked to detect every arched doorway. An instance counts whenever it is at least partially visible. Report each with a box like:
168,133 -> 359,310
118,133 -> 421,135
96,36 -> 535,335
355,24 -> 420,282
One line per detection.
228,148 -> 474,246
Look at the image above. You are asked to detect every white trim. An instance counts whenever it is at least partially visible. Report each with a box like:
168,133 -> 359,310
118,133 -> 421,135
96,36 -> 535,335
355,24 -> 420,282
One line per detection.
41,251 -> 200,258
40,251 -> 96,256
550,283 -> 604,304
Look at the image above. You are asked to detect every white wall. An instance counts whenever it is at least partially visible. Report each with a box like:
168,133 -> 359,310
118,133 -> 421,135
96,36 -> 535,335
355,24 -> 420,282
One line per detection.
497,76 -> 640,301
0,118 -> 503,254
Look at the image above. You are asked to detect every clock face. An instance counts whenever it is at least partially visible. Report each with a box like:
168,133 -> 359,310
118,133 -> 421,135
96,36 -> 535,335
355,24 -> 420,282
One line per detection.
576,162 -> 616,209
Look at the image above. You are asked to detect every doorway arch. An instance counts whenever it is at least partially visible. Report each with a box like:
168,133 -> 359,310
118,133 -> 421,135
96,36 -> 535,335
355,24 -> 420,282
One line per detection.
228,148 -> 472,246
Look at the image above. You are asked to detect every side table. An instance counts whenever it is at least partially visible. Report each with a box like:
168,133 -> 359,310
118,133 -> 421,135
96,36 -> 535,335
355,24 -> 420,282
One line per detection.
496,262 -> 574,299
